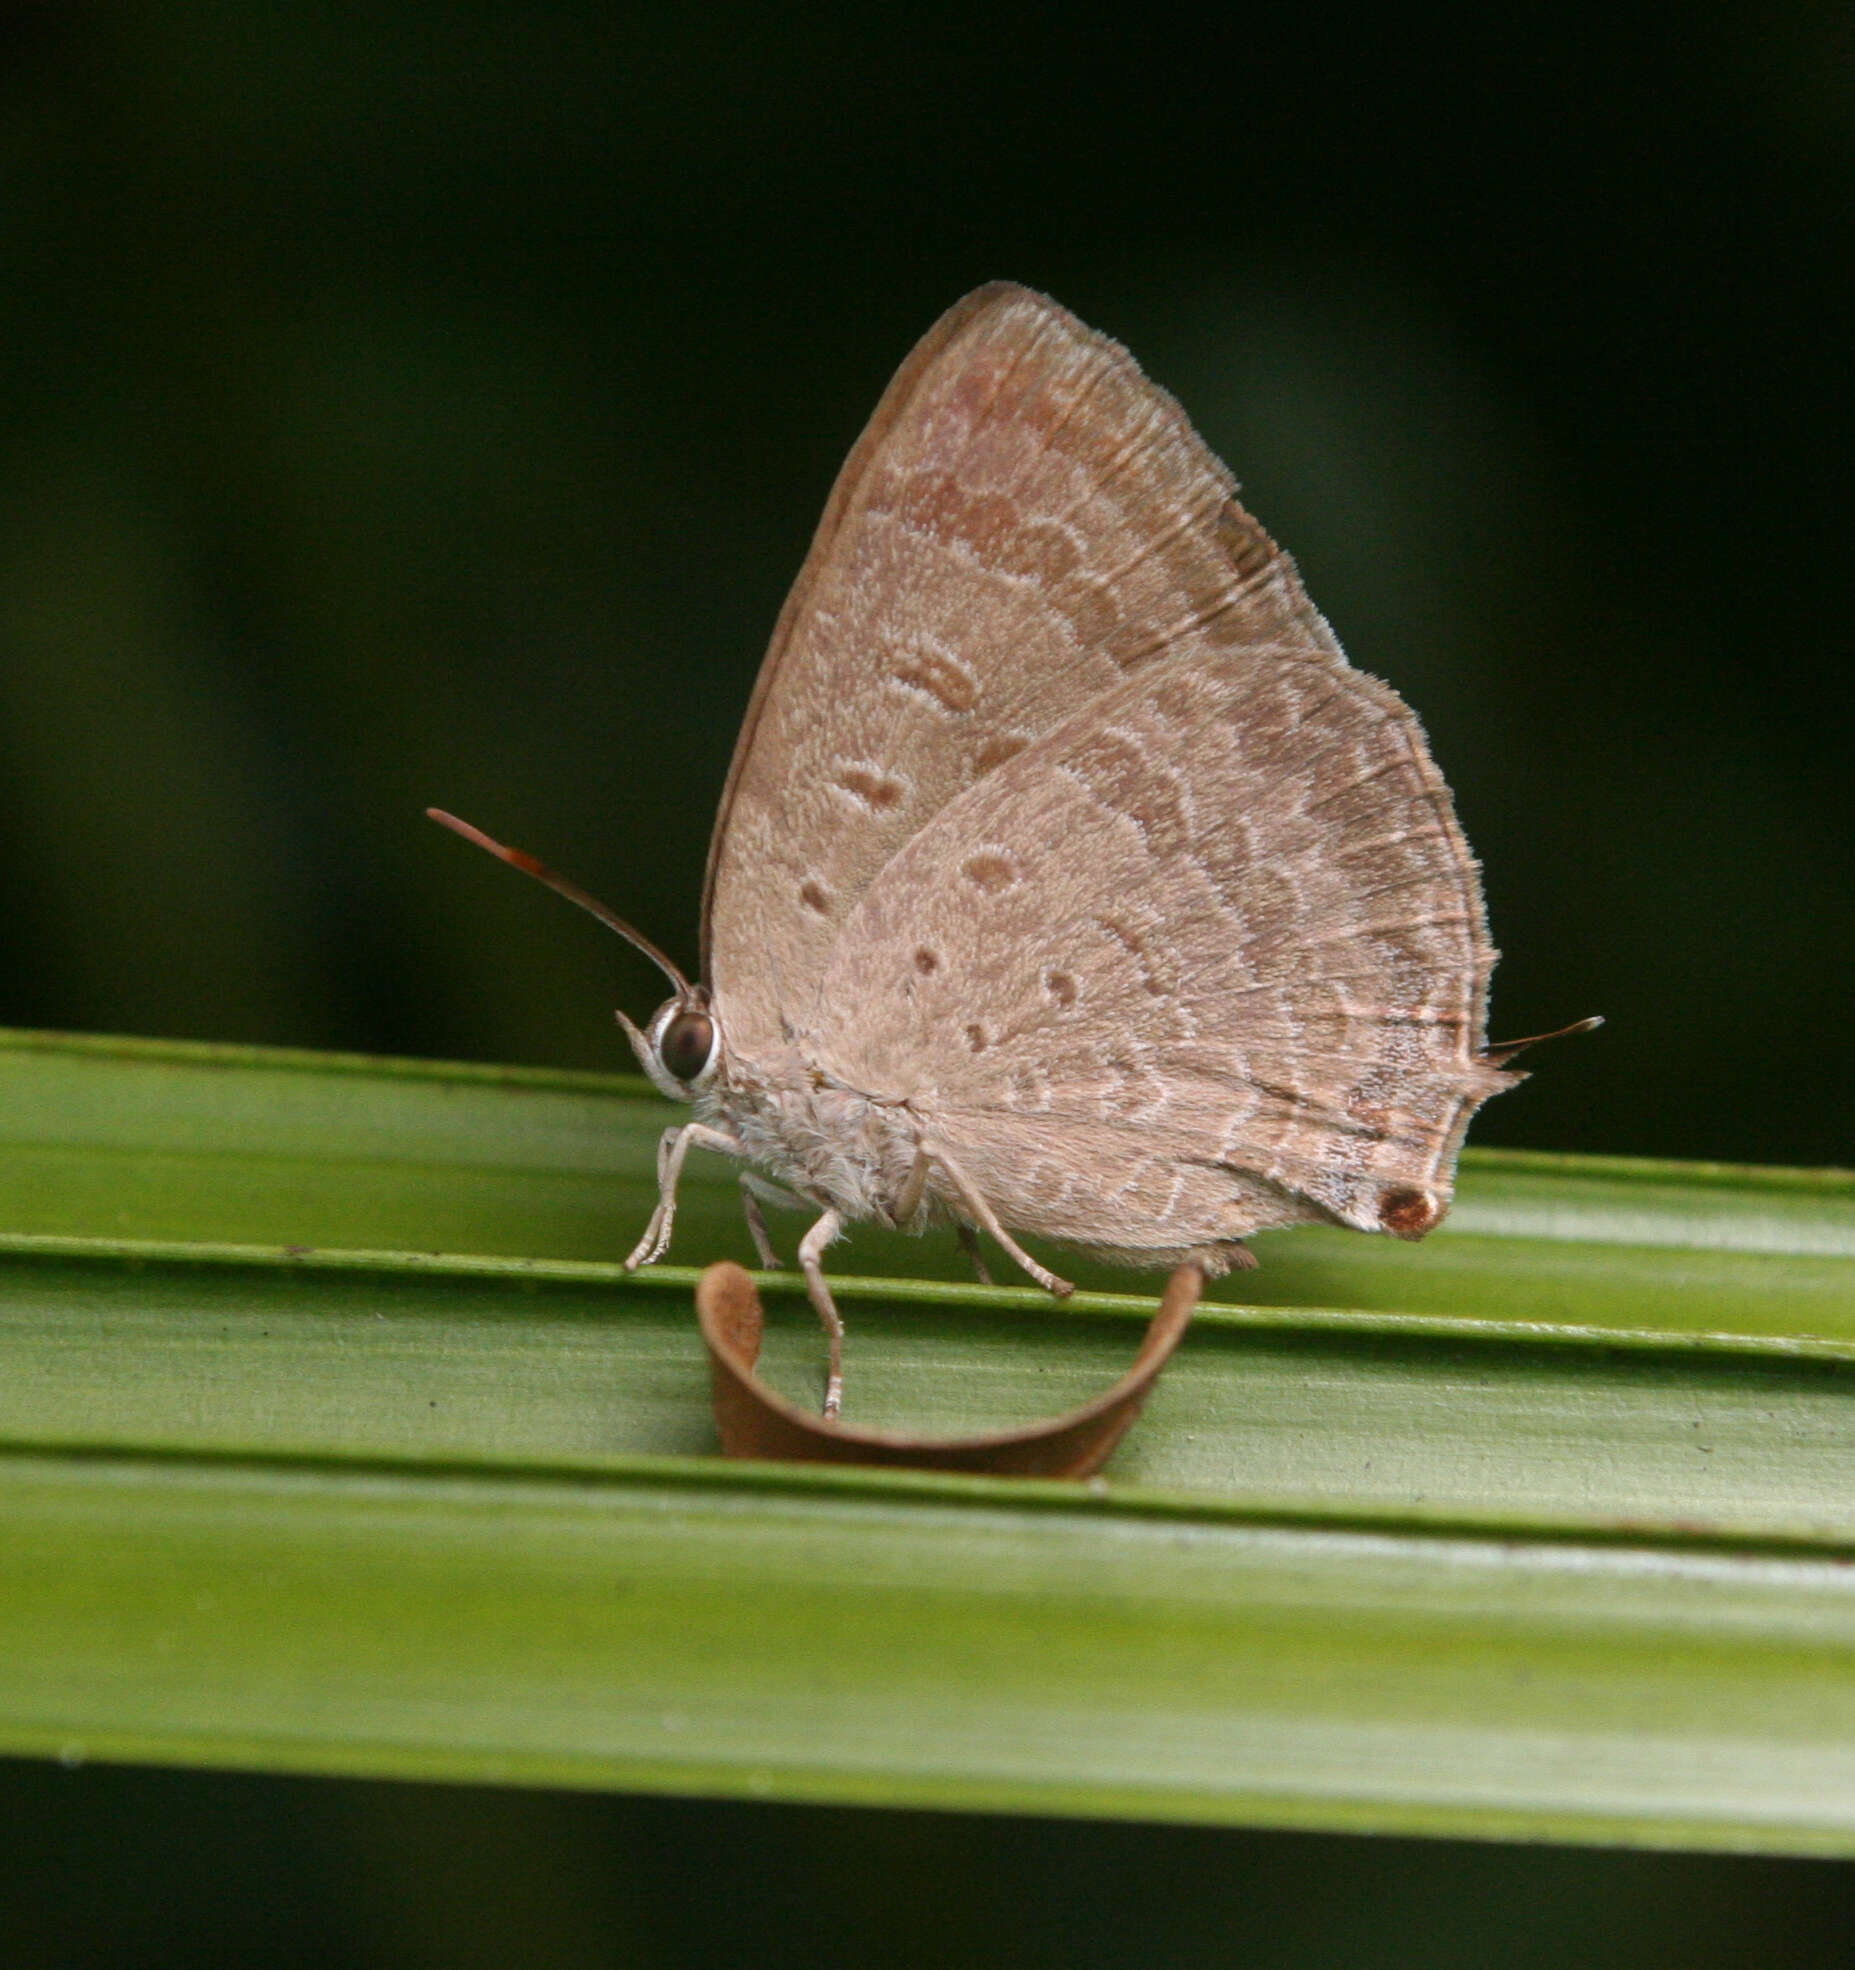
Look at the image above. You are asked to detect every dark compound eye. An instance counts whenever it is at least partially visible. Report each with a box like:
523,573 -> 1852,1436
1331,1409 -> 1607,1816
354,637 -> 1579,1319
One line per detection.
658,1007 -> 715,1082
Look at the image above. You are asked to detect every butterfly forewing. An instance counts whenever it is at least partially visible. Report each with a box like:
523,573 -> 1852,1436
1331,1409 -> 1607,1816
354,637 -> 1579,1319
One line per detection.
702,283 -> 1330,1059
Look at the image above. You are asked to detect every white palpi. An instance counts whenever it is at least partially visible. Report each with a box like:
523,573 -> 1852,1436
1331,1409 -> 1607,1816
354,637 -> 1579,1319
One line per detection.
436,284 -> 1590,1415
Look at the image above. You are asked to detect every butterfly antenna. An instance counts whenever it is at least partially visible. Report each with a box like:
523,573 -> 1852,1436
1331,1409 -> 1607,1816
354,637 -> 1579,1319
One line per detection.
426,809 -> 692,996
1483,1014 -> 1604,1068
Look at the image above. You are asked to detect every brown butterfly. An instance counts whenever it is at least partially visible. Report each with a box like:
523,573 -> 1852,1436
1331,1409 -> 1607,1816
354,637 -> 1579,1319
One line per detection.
435,283 -> 1591,1415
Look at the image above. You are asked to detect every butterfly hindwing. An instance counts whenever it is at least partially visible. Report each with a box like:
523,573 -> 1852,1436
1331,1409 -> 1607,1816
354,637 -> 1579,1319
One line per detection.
808,636 -> 1510,1256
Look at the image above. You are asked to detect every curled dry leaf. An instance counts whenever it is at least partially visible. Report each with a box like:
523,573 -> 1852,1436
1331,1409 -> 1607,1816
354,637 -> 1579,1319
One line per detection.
695,1261 -> 1202,1477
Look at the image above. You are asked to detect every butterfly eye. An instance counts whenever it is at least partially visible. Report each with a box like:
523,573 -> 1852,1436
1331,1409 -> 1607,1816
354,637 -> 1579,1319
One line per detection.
658,1007 -> 716,1082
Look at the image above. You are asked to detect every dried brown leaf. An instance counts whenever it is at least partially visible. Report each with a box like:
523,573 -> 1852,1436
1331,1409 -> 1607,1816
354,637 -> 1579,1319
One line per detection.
696,1261 -> 1201,1476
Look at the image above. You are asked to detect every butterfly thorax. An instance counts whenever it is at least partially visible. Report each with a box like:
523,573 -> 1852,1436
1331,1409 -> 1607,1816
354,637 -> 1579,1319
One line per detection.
700,1043 -> 932,1231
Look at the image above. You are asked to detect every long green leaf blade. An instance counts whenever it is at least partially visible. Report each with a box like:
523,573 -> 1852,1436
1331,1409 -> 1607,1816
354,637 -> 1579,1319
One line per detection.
3,1027 -> 1853,1852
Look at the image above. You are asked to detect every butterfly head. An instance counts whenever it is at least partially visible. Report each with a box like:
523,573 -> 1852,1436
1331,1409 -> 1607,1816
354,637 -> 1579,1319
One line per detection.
620,988 -> 723,1102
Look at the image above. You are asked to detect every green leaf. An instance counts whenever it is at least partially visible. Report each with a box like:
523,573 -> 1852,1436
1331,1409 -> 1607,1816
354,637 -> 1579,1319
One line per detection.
2,1026 -> 1853,1851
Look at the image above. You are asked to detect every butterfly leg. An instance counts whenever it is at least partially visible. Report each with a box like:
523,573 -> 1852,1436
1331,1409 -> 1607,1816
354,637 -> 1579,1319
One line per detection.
796,1208 -> 847,1418
935,1152 -> 1074,1299
955,1220 -> 994,1286
626,1126 -> 684,1265
625,1122 -> 749,1272
738,1178 -> 782,1269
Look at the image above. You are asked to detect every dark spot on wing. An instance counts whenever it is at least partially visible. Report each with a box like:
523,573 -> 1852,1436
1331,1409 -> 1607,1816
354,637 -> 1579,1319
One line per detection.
962,850 -> 1020,895
974,734 -> 1028,775
836,766 -> 905,811
894,645 -> 978,712
1378,1186 -> 1439,1238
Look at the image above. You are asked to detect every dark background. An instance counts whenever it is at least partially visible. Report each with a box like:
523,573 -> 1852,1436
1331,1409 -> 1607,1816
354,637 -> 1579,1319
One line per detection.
3,3 -> 1851,1962
4,2 -> 1851,1165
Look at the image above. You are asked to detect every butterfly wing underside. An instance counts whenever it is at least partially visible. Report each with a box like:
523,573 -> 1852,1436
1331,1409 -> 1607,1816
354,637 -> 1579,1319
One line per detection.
704,281 -> 1508,1253
702,283 -> 1332,1058
811,642 -> 1513,1256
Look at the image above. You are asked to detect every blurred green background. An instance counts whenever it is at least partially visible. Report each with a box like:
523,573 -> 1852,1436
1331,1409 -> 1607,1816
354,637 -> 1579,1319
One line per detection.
3,3 -> 1851,1962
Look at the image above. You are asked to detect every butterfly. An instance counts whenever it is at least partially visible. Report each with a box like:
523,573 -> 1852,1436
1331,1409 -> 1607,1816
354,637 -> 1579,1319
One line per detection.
435,283 -> 1588,1416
